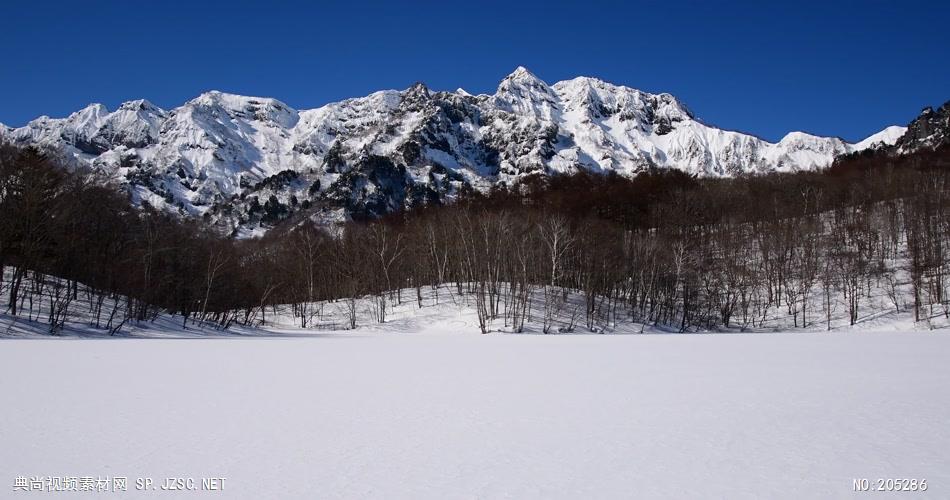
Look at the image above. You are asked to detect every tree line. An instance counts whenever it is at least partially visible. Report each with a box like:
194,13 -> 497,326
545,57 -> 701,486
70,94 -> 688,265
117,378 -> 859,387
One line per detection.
1,141 -> 948,334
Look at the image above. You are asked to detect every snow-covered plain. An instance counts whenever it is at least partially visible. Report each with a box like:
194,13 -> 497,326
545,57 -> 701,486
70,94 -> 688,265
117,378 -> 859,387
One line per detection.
1,331 -> 948,499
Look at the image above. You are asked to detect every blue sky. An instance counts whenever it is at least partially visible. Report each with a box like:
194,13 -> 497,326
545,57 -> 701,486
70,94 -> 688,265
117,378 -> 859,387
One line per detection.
1,0 -> 947,142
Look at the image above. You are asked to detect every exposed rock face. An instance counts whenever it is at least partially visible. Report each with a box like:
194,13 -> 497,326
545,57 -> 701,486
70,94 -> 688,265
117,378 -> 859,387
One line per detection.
0,67 -> 907,236
896,101 -> 950,153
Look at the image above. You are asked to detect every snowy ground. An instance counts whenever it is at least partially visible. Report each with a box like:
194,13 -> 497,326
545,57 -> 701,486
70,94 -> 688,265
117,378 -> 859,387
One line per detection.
2,280 -> 947,339
1,331 -> 948,499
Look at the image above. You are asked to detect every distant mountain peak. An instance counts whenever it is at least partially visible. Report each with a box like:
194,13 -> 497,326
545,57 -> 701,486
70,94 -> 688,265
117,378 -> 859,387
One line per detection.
505,65 -> 539,81
498,66 -> 551,92
118,99 -> 163,113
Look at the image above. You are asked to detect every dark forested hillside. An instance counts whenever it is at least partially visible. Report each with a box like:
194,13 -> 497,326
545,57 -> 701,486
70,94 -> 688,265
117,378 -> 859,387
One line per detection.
1,140 -> 948,334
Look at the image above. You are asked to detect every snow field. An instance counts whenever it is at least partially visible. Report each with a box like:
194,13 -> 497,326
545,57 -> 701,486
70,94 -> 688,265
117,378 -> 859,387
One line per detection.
1,332 -> 948,499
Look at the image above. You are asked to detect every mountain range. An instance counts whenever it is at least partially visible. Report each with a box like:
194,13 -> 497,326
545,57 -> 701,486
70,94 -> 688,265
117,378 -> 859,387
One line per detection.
3,67 -> 943,236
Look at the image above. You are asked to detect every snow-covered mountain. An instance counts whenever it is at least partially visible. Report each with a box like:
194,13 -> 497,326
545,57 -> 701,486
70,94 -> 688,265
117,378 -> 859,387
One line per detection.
0,67 -> 906,236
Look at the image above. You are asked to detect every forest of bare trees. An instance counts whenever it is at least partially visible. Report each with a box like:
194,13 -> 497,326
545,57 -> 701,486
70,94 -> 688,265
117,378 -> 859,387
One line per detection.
1,141 -> 948,334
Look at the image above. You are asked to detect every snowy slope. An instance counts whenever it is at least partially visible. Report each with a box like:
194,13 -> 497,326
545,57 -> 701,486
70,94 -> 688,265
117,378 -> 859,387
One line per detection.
0,67 -> 906,234
853,125 -> 907,150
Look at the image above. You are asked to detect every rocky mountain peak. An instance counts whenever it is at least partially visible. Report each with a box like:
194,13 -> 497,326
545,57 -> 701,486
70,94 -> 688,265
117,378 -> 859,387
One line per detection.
118,99 -> 163,113
494,67 -> 558,119
503,66 -> 543,83
897,100 -> 950,152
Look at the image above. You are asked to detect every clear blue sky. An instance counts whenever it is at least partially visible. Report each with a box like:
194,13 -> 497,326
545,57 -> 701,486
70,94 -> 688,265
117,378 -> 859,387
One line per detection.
1,0 -> 947,142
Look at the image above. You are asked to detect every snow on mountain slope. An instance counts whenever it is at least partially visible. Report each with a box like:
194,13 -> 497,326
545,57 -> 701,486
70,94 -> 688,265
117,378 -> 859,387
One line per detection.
0,67 -> 905,235
853,125 -> 907,150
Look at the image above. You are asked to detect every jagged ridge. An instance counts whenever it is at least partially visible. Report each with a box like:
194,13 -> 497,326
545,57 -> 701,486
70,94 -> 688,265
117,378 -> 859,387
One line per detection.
0,67 -> 909,236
